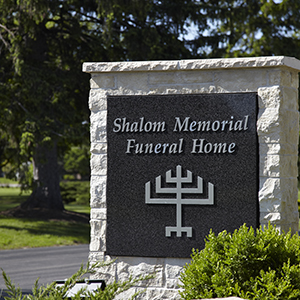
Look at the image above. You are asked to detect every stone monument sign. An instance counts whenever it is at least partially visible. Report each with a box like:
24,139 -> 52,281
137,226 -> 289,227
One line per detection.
83,56 -> 300,299
106,93 -> 258,258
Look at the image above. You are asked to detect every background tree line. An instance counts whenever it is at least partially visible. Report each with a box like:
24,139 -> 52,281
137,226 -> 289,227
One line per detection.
0,0 -> 299,211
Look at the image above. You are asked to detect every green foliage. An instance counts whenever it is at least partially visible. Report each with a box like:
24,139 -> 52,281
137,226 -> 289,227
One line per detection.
193,0 -> 300,59
60,181 -> 90,205
179,224 -> 300,300
2,0 -> 300,204
1,0 -> 300,204
2,261 -> 154,299
0,0 -> 94,206
18,162 -> 34,192
63,146 -> 90,180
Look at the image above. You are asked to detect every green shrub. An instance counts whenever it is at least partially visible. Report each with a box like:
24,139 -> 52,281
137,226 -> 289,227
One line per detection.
60,181 -> 90,204
179,224 -> 300,300
2,260 -> 154,299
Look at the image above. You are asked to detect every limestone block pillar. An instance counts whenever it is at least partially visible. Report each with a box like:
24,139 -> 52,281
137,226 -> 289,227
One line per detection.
83,56 -> 300,300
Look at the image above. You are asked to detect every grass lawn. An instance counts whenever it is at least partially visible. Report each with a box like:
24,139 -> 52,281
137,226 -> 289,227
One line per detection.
0,186 -> 90,250
0,177 -> 19,185
0,217 -> 89,250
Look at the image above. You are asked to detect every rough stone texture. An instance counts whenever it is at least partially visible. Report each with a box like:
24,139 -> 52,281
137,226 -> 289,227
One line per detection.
84,57 -> 300,299
83,56 -> 300,73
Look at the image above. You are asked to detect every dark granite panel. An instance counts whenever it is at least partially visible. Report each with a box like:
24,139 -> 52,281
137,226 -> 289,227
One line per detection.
106,93 -> 258,258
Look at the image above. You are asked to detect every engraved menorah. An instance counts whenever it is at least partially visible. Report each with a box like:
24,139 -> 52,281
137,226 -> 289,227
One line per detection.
145,165 -> 214,237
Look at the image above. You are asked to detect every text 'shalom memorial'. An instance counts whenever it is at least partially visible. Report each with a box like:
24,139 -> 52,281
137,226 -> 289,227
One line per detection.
83,56 -> 300,299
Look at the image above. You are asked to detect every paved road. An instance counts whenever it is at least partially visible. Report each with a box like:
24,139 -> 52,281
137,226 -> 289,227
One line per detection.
0,244 -> 89,294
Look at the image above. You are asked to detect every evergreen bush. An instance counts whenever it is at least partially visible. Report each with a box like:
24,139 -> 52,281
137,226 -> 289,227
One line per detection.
60,181 -> 90,204
179,224 -> 300,300
2,261 -> 154,299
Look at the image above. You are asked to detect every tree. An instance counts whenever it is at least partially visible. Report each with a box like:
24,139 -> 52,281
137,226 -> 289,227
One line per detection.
0,0 -> 202,211
189,0 -> 300,59
2,0 -> 300,212
89,0 -> 205,61
0,0 -> 102,210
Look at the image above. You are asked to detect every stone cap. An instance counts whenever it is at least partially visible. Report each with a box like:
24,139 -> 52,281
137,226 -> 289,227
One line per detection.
82,56 -> 300,73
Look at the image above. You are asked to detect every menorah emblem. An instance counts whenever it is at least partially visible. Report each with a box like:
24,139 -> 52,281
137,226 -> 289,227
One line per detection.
145,165 -> 214,237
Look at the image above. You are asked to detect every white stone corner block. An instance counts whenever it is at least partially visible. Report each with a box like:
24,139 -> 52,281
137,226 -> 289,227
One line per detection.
257,86 -> 282,109
90,257 -> 117,284
116,256 -> 164,288
90,208 -> 107,220
90,153 -> 107,176
259,154 -> 298,178
259,178 -> 298,202
88,251 -> 105,265
165,258 -> 190,289
90,235 -> 101,251
258,84 -> 299,111
89,89 -> 108,112
90,222 -> 106,251
90,220 -> 106,239
90,110 -> 107,143
90,143 -> 107,155
259,143 -> 298,156
90,175 -> 107,208
257,107 -> 280,134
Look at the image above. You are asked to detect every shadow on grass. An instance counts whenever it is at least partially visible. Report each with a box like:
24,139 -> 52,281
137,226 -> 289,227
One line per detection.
0,217 -> 89,237
0,216 -> 90,249
0,193 -> 90,215
0,195 -> 28,211
0,188 -> 90,248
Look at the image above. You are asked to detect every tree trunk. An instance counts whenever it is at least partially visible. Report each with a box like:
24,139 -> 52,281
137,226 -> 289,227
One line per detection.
21,141 -> 64,210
